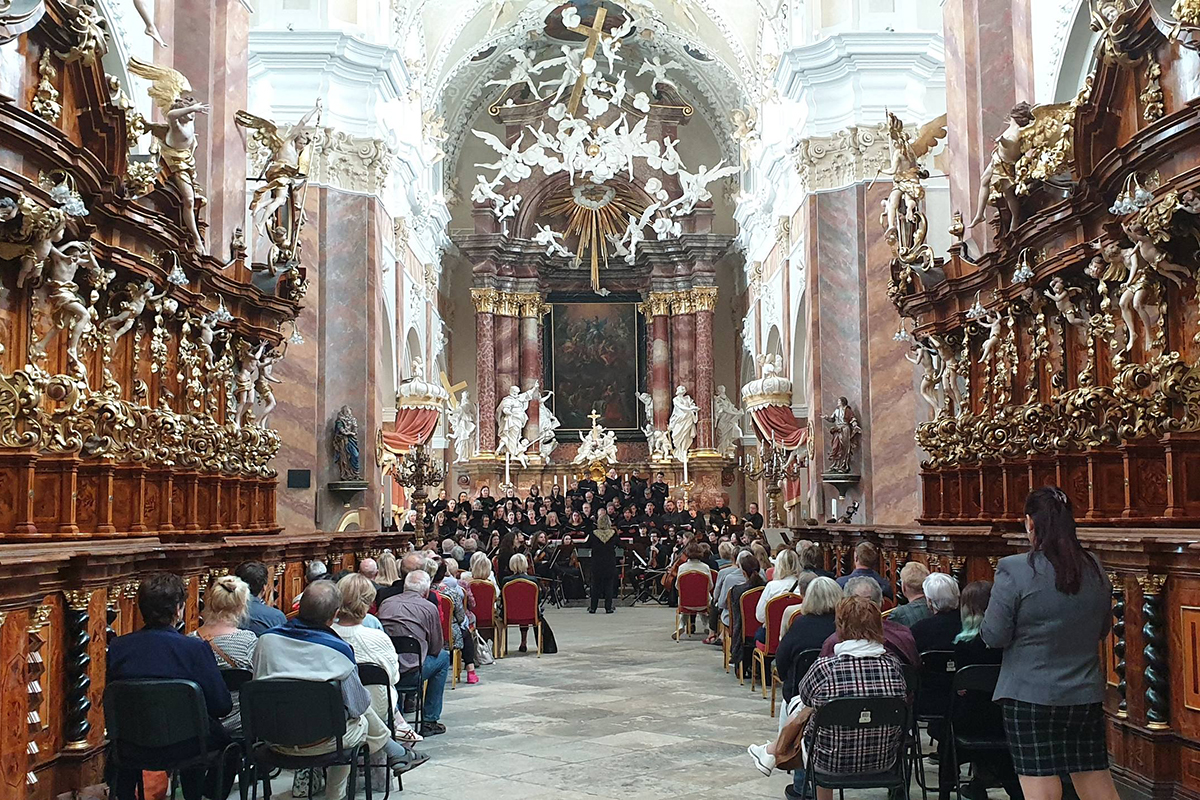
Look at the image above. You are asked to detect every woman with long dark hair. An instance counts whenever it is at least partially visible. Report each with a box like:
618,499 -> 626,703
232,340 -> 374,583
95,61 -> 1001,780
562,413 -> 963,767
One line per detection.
982,486 -> 1118,800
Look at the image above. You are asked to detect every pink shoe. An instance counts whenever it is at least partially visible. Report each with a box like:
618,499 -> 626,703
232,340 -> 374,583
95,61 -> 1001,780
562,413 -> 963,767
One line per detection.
466,672 -> 480,685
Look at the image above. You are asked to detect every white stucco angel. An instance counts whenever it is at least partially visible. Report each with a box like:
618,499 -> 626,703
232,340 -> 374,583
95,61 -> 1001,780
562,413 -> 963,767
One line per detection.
667,161 -> 740,216
599,17 -> 634,73
447,390 -> 478,464
668,385 -> 699,462
473,129 -> 531,184
637,56 -> 683,95
30,239 -> 103,372
636,391 -> 656,438
127,58 -> 209,253
487,48 -> 545,99
537,389 -> 561,459
904,339 -> 944,417
538,45 -> 585,105
713,385 -> 744,458
496,193 -> 521,231
471,174 -> 506,211
977,309 -> 1003,365
534,223 -> 572,258
619,212 -> 647,265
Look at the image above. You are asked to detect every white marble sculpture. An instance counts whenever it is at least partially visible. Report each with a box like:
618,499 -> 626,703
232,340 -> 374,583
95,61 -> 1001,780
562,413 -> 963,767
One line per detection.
637,56 -> 683,95
666,161 -> 740,217
538,389 -> 560,459
668,386 -> 699,462
496,383 -> 538,465
448,390 -> 478,464
573,423 -> 619,466
713,385 -> 744,458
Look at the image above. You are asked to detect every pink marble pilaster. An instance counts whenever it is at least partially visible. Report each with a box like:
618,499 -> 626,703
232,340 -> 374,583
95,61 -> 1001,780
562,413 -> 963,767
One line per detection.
520,312 -> 541,443
670,312 -> 695,396
650,314 -> 671,430
695,308 -> 714,449
495,315 -> 519,410
476,311 -> 497,451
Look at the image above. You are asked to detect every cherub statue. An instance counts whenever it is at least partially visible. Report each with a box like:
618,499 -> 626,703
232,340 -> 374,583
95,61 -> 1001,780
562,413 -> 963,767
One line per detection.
30,239 -> 102,372
666,161 -> 741,216
967,101 -> 1035,234
487,48 -> 545,99
730,107 -> 760,168
0,195 -> 68,289
599,17 -> 634,73
977,310 -> 1003,365
265,225 -> 295,274
637,56 -> 683,96
195,310 -> 222,367
422,108 -> 449,164
235,99 -> 323,254
254,344 -> 284,428
1114,221 -> 1189,352
534,223 -> 572,258
101,278 -> 167,343
232,339 -> 265,429
127,58 -> 210,253
880,111 -> 947,238
537,45 -> 585,105
619,212 -> 645,264
929,334 -> 964,415
473,129 -> 531,183
1044,276 -> 1088,327
904,339 -> 944,416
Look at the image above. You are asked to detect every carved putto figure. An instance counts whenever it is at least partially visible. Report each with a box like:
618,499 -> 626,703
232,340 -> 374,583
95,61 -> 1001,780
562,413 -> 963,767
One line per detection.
573,419 -> 619,466
487,48 -> 546,99
904,339 -> 944,416
637,56 -> 683,95
1044,276 -> 1088,327
332,405 -> 362,481
235,99 -> 322,265
101,279 -> 166,343
929,334 -> 965,416
823,396 -> 862,475
977,309 -> 1003,365
967,101 -> 1035,235
127,59 -> 209,253
668,385 -> 699,462
0,194 -> 68,289
254,345 -> 284,427
30,238 -> 103,372
232,339 -> 267,429
713,385 -> 744,458
447,390 -> 478,464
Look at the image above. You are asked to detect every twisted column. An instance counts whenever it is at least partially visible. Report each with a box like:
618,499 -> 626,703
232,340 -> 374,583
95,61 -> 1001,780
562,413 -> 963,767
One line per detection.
1110,571 -> 1127,718
63,590 -> 93,748
693,287 -> 717,450
471,289 -> 498,452
1139,573 -> 1169,729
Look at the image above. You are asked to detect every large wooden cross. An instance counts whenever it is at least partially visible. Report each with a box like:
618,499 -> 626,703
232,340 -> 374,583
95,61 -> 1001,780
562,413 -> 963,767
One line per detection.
440,371 -> 468,407
565,6 -> 608,118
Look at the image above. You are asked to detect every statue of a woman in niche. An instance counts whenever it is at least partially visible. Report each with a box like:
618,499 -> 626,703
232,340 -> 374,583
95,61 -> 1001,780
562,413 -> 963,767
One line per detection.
332,405 -> 361,481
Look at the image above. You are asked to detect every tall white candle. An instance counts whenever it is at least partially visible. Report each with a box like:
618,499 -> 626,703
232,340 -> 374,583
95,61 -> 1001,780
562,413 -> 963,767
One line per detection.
682,454 -> 689,484
504,453 -> 511,486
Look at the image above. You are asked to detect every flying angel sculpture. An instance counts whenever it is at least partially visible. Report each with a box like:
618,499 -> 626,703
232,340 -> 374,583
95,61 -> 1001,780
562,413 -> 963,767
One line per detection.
472,129 -> 532,183
666,161 -> 740,216
637,56 -> 684,95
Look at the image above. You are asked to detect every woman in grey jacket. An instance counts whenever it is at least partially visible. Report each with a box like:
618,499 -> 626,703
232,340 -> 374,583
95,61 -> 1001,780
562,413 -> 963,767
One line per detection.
982,486 -> 1119,800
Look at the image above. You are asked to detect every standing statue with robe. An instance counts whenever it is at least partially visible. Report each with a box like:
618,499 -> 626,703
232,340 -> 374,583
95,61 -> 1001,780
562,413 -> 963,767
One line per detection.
332,405 -> 361,480
667,386 -> 698,463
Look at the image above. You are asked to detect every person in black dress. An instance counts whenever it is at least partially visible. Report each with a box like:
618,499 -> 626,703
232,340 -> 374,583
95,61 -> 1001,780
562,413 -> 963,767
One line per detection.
586,509 -> 618,614
477,485 -> 496,515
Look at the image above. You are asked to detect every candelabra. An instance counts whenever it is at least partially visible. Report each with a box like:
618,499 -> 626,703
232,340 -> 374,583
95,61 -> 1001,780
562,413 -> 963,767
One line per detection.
738,439 -> 805,526
393,443 -> 444,544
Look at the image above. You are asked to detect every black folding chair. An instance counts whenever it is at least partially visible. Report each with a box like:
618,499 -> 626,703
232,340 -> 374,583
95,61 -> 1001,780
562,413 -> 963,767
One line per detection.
221,668 -> 254,693
777,648 -> 823,718
802,696 -> 911,800
912,650 -> 957,799
220,668 -> 256,797
358,663 -> 401,799
947,665 -> 1008,800
240,678 -> 372,800
390,635 -> 426,729
104,679 -> 243,800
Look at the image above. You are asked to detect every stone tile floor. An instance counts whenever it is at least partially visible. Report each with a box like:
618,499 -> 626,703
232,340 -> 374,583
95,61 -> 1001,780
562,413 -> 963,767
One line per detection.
262,604 -> 1009,800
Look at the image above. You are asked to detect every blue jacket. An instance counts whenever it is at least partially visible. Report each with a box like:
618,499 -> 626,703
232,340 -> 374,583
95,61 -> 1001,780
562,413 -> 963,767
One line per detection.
107,626 -> 233,719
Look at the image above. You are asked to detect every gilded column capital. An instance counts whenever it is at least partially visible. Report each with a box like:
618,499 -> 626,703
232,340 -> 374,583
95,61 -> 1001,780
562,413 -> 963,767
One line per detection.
691,286 -> 718,313
515,292 -> 549,318
669,290 -> 696,315
470,288 -> 499,314
639,292 -> 673,319
1137,572 -> 1168,595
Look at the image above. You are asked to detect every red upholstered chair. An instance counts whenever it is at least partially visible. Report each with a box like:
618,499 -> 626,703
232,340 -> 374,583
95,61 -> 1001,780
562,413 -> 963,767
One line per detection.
752,592 -> 803,700
737,586 -> 764,685
467,581 -> 497,657
675,570 -> 712,641
499,578 -> 541,658
434,591 -> 461,689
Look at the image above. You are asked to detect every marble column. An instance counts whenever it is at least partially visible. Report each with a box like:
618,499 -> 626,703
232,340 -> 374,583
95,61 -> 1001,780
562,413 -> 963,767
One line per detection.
494,304 -> 519,427
643,294 -> 672,431
164,1 -> 249,255
471,289 -> 498,452
693,287 -> 717,450
519,296 -> 543,445
943,0 -> 1034,258
670,293 -> 696,397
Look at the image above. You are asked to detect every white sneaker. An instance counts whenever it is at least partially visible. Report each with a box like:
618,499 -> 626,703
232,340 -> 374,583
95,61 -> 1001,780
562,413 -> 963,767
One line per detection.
747,743 -> 775,776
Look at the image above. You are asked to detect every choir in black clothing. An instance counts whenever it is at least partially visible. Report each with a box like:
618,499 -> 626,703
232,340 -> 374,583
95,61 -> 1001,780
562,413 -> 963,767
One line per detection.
415,471 -> 762,611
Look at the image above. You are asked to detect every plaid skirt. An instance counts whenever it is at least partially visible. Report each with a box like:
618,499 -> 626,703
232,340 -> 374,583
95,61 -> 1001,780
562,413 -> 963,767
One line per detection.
1000,700 -> 1109,776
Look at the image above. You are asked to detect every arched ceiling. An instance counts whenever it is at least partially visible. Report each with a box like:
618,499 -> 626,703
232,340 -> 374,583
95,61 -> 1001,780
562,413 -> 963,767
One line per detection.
392,0 -> 779,184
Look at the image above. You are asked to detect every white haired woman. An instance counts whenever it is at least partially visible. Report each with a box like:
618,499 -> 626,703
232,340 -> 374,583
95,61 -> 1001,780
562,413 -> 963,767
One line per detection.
191,575 -> 257,733
334,573 -> 423,745
755,548 -> 803,626
910,572 -> 962,653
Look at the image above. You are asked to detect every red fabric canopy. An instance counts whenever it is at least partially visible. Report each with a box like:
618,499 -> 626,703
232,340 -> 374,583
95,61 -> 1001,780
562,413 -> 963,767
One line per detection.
751,405 -> 808,450
382,407 -> 439,450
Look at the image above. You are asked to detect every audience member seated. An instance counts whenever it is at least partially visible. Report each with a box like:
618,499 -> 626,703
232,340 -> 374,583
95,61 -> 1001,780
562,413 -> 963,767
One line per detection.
235,560 -> 287,635
253,580 -> 422,797
888,561 -> 932,628
820,576 -> 917,665
746,594 -> 908,799
779,572 -> 818,635
673,541 -> 714,640
377,570 -> 452,737
774,576 -> 841,702
794,539 -> 831,580
755,548 -> 803,639
191,575 -> 258,733
432,560 -> 480,685
469,551 -> 499,590
745,502 -> 764,531
373,552 -> 404,608
332,574 -> 424,748
501,553 -> 541,649
108,575 -> 236,800
835,541 -> 894,600
711,546 -> 750,643
910,572 -> 963,654
359,558 -> 380,587
729,551 -> 767,675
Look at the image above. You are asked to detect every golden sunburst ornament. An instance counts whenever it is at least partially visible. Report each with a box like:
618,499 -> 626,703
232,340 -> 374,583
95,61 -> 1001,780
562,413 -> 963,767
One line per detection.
542,182 -> 645,291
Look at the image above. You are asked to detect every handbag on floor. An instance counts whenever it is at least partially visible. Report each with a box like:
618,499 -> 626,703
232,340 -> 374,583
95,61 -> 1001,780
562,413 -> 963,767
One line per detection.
474,630 -> 495,665
539,618 -> 558,654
